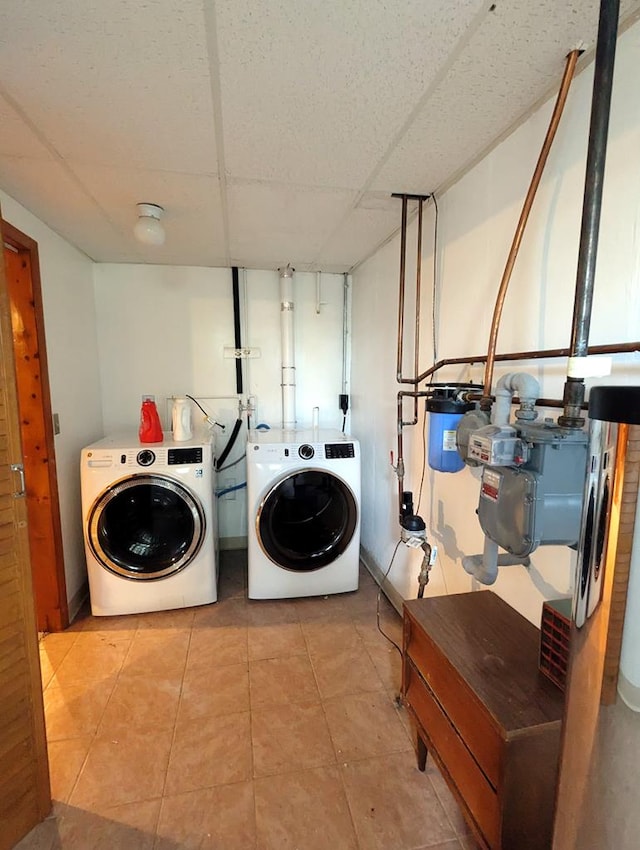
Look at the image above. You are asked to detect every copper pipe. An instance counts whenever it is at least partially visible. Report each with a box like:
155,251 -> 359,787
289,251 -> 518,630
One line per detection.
417,340 -> 640,384
482,49 -> 581,402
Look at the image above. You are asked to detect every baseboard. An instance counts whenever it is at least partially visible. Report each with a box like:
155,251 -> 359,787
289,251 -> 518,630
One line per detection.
67,580 -> 89,624
359,545 -> 404,616
219,535 -> 248,551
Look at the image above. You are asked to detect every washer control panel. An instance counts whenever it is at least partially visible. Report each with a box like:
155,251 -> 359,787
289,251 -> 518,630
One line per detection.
136,449 -> 156,466
298,444 -> 315,460
325,443 -> 355,459
168,447 -> 203,465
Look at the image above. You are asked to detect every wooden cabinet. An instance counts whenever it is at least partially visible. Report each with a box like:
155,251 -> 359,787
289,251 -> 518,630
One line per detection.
402,592 -> 564,850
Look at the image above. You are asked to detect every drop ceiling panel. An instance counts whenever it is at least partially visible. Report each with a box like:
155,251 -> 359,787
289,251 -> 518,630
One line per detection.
216,0 -> 488,188
0,96 -> 53,159
70,164 -> 228,265
373,0 -> 640,194
227,180 -> 356,269
0,0 -> 218,173
316,193 -> 405,270
0,156 -> 122,258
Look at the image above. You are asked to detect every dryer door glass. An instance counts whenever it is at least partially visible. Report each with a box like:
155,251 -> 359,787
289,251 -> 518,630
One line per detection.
88,475 -> 205,579
258,470 -> 358,571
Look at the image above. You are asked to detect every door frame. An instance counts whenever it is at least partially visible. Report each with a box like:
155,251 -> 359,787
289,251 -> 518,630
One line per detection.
2,220 -> 68,631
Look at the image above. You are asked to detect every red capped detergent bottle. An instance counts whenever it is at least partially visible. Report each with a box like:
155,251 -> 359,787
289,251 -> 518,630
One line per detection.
139,395 -> 163,443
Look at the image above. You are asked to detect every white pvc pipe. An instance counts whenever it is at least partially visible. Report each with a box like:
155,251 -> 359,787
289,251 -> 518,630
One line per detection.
492,372 -> 541,425
279,264 -> 296,429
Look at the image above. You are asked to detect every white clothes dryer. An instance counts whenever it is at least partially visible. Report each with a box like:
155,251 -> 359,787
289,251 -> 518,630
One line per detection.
80,433 -> 218,616
247,428 -> 360,599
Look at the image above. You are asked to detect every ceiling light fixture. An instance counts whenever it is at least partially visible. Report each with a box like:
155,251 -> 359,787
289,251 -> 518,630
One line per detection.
134,203 -> 166,246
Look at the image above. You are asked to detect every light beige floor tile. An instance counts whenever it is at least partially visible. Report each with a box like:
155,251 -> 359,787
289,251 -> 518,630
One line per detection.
302,620 -> 362,656
44,678 -> 116,741
252,701 -> 335,778
80,613 -> 141,636
249,654 -> 319,709
248,621 -> 307,661
217,559 -> 247,600
255,765 -> 358,850
352,606 -> 404,648
47,736 -> 92,803
12,816 -> 59,850
364,640 -> 403,692
99,674 -> 182,734
54,798 -> 160,849
120,630 -> 190,678
429,767 -> 473,837
69,727 -> 173,809
247,599 -> 300,626
311,644 -> 385,699
341,751 -> 457,850
39,651 -> 56,691
156,781 -> 255,850
165,711 -> 252,796
193,597 -> 248,629
345,584 -> 387,614
51,637 -> 130,686
179,662 -> 249,721
186,624 -> 248,671
324,691 -> 411,762
136,606 -> 196,631
457,837 -> 482,849
415,842 -> 461,850
294,594 -> 354,623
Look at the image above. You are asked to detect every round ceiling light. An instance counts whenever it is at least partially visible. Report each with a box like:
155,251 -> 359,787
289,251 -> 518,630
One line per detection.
134,203 -> 166,246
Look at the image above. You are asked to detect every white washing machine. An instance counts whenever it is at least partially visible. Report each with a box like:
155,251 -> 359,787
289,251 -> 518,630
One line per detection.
80,433 -> 218,616
247,428 -> 360,599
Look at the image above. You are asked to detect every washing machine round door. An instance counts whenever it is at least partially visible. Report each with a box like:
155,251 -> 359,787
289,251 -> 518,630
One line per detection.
257,469 -> 358,571
88,474 -> 206,579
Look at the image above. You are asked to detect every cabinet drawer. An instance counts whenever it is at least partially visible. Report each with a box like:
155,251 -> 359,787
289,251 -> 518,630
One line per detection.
406,661 -> 500,850
406,616 -> 502,788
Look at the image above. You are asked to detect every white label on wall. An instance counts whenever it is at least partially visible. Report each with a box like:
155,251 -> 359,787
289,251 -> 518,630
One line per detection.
442,430 -> 457,451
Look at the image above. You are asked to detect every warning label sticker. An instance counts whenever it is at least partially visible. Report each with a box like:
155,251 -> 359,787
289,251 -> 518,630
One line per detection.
442,429 -> 457,452
481,468 -> 502,502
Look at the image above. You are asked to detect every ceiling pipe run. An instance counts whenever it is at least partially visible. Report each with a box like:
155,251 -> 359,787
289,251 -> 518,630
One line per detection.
279,264 -> 296,430
481,49 -> 581,407
560,0 -> 620,428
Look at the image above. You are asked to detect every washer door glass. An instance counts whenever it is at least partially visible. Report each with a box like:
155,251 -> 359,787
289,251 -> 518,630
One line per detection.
88,475 -> 205,579
257,470 -> 358,571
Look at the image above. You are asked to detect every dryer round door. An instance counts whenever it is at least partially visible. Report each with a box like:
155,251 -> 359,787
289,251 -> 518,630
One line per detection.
87,474 -> 206,580
257,469 -> 358,571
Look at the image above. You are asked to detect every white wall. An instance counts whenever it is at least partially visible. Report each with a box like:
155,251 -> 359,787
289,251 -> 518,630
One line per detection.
352,21 -> 640,625
93,265 -> 347,541
1,190 -> 103,610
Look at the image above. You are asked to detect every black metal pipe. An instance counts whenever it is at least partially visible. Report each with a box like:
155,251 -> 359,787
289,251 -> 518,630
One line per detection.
560,0 -> 620,427
232,266 -> 243,395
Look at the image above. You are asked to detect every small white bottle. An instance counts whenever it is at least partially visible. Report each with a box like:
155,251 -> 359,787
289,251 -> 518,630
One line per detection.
172,397 -> 193,441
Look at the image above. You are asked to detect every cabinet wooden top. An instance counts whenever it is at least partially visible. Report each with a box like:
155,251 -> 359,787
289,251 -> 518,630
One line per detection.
404,591 -> 565,733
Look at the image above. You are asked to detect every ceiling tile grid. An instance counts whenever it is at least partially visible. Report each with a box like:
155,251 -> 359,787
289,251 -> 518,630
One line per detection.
0,1 -> 639,270
226,178 -> 357,269
0,0 -> 218,174
215,0 -> 488,188
370,0 -> 607,195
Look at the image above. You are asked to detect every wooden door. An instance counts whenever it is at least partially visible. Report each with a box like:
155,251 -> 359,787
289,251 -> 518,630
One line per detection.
0,213 -> 51,848
2,222 -> 67,632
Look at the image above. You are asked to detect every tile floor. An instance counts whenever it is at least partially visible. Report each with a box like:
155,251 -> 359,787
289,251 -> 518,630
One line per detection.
19,551 -> 480,850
